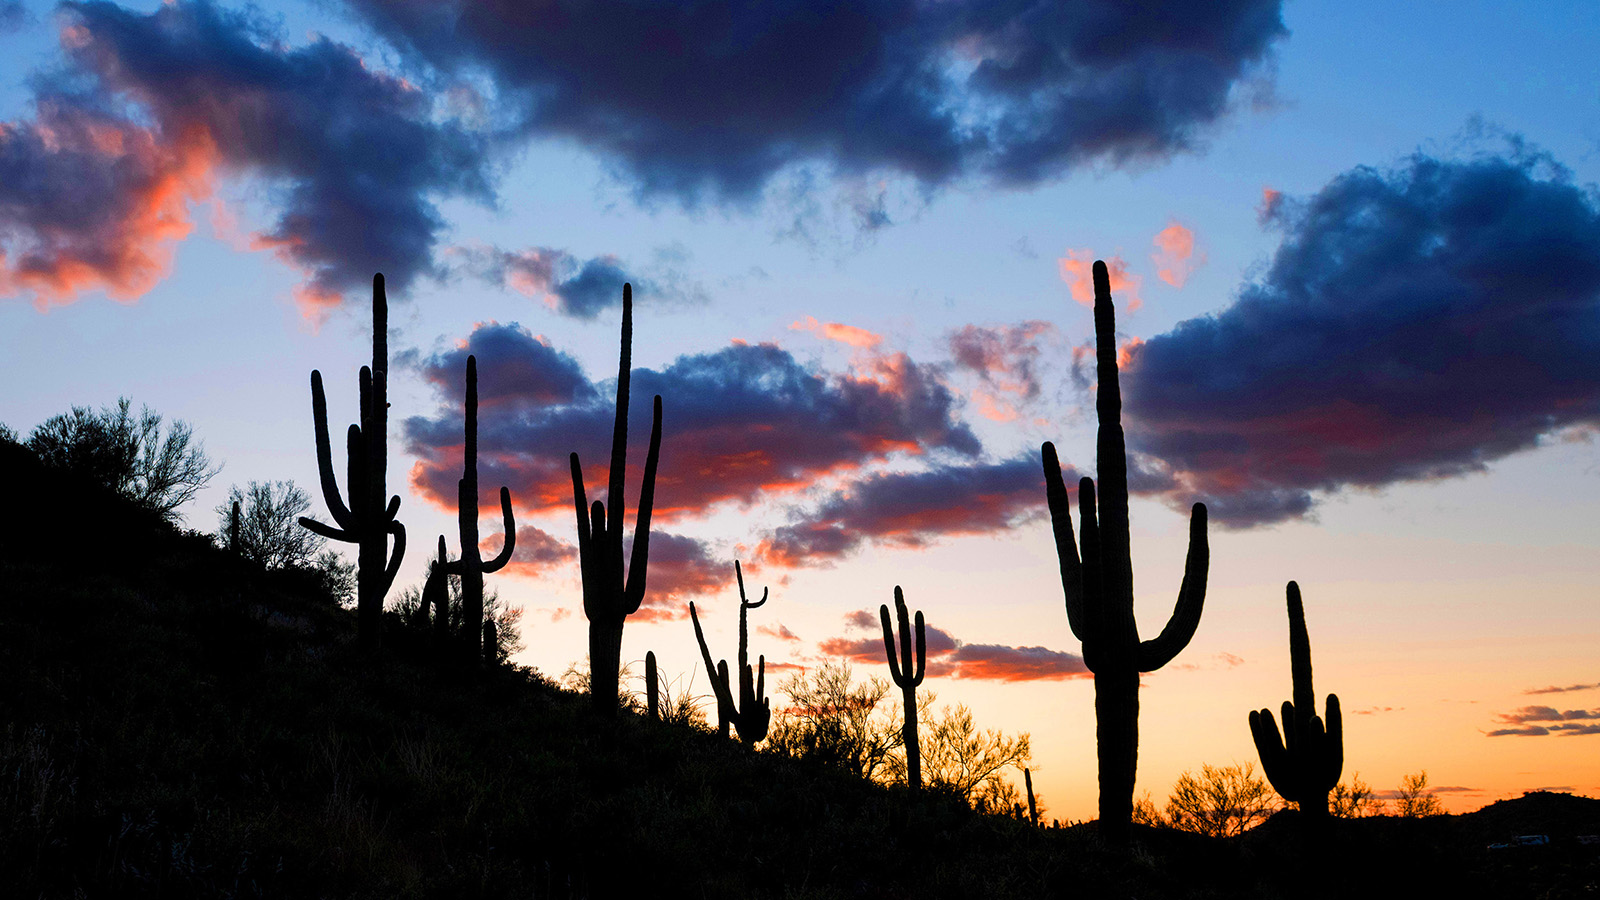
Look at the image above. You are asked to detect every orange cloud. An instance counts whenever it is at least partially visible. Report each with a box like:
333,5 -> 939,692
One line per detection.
1058,250 -> 1142,310
0,115 -> 216,308
1151,222 -> 1200,288
1259,186 -> 1284,222
790,315 -> 884,349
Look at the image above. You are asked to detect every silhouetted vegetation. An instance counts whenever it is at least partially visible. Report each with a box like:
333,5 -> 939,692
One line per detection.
1250,581 -> 1343,821
438,352 -> 516,665
689,561 -> 771,743
27,396 -> 218,521
1153,763 -> 1278,837
881,585 -> 927,793
1041,259 -> 1210,843
299,273 -> 406,646
571,282 -> 662,714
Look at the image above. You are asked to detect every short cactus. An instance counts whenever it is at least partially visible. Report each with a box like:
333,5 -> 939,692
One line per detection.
228,500 -> 241,555
1250,581 -> 1343,819
299,274 -> 407,646
423,535 -> 451,649
880,586 -> 925,793
571,283 -> 662,715
1025,768 -> 1039,826
689,560 -> 771,744
645,650 -> 659,720
1041,259 -> 1209,842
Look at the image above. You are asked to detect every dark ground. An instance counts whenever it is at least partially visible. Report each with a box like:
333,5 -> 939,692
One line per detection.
2,440 -> 1597,899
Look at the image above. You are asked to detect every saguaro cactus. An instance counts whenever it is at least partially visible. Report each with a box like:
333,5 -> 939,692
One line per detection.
880,586 -> 926,793
299,274 -> 406,646
1041,259 -> 1209,842
1250,581 -> 1342,819
229,500 -> 241,555
1025,768 -> 1039,826
423,535 -> 451,646
571,283 -> 663,714
645,650 -> 659,720
689,561 -> 771,743
441,354 -> 515,663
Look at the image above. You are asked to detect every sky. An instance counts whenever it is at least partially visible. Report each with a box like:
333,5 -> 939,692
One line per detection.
2,0 -> 1599,822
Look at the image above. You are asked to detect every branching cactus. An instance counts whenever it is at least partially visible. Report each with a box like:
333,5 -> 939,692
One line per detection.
645,650 -> 659,720
689,561 -> 771,743
1250,581 -> 1342,819
571,283 -> 663,714
880,586 -> 925,793
1041,259 -> 1209,842
440,354 -> 515,664
299,274 -> 407,646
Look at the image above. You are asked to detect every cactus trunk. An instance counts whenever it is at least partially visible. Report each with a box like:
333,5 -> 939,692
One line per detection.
1041,259 -> 1209,844
645,650 -> 659,719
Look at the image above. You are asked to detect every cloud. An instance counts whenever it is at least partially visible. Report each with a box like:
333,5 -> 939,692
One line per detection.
3,0 -> 490,311
454,244 -> 671,319
948,321 -> 1054,421
627,532 -> 726,620
0,1 -> 27,33
492,525 -> 576,579
342,0 -> 1286,204
404,323 -> 979,521
1151,221 -> 1200,288
0,96 -> 214,306
757,455 -> 1057,567
405,321 -> 595,408
1059,251 -> 1142,310
1525,683 -> 1600,695
817,611 -> 1086,682
790,316 -> 884,349
1122,145 -> 1600,527
1487,704 -> 1600,736
758,623 -> 802,643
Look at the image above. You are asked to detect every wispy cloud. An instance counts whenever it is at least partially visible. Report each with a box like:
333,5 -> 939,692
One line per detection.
817,611 -> 1087,682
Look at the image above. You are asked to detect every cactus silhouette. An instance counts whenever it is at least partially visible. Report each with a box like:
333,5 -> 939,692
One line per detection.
439,354 -> 515,664
571,283 -> 662,715
880,586 -> 925,793
645,650 -> 659,720
1041,259 -> 1209,842
482,618 -> 498,666
228,500 -> 241,555
424,535 -> 452,649
1025,768 -> 1039,826
1250,581 -> 1342,819
689,561 -> 771,743
299,274 -> 406,646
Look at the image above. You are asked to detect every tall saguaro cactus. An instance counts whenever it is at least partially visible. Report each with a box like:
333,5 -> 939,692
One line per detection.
571,283 -> 663,714
880,586 -> 925,793
1041,259 -> 1209,842
442,354 -> 515,663
299,273 -> 407,646
1250,581 -> 1343,819
689,561 -> 772,743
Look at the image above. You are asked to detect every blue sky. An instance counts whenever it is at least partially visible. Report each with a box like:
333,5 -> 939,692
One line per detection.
2,0 -> 1599,818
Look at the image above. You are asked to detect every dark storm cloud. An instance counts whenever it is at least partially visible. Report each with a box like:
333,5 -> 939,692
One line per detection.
403,323 -> 979,520
343,0 -> 1286,203
49,0 -> 489,309
757,455 -> 1059,567
1121,146 -> 1600,527
454,245 -> 658,319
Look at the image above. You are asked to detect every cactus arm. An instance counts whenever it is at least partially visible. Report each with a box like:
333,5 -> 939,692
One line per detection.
607,285 -> 633,549
1136,502 -> 1210,672
298,516 -> 352,541
880,602 -> 904,684
736,560 -> 768,610
385,494 -> 401,521
1077,478 -> 1103,652
1041,441 -> 1086,640
308,370 -> 355,530
756,654 -> 765,704
911,610 -> 926,686
1287,581 -> 1313,713
1249,708 -> 1292,796
622,394 -> 662,613
570,452 -> 591,569
383,518 -> 406,594
482,487 -> 517,572
690,602 -> 735,713
1324,693 -> 1344,786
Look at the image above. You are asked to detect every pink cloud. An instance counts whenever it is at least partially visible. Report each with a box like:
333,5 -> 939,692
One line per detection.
1058,250 -> 1142,310
1151,222 -> 1201,288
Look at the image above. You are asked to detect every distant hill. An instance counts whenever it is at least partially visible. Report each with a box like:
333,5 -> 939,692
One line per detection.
2,439 -> 1597,898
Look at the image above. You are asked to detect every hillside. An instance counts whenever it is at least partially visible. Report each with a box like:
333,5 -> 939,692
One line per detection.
2,439 -> 1598,899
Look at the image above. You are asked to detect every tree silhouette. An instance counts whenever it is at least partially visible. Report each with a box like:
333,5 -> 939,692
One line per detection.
215,480 -> 322,570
